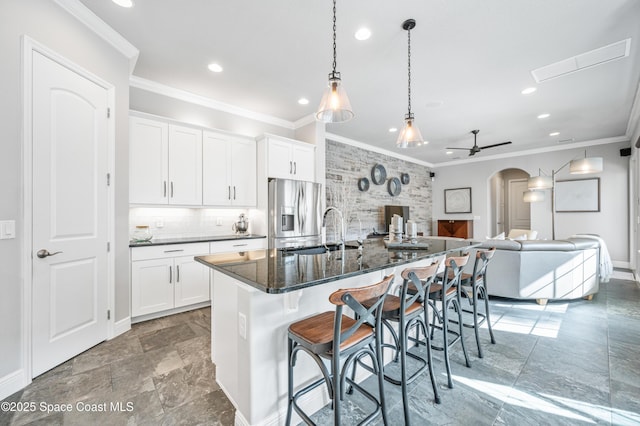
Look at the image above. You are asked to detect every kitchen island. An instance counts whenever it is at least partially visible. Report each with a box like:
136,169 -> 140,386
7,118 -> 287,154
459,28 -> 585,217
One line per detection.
195,237 -> 477,426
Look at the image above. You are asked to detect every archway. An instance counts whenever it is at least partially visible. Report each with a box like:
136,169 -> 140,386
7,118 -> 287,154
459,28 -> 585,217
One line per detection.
488,168 -> 531,237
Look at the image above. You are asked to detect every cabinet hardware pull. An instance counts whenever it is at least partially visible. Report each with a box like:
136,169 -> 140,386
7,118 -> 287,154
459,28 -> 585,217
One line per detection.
164,249 -> 185,253
177,265 -> 180,282
169,266 -> 172,283
233,186 -> 236,200
228,186 -> 231,200
163,181 -> 167,197
290,161 -> 292,174
233,243 -> 248,247
170,182 -> 174,198
294,162 -> 297,174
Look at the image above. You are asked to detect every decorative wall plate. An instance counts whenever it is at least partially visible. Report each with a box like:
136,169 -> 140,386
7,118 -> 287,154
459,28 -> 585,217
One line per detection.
357,177 -> 370,192
401,173 -> 410,184
388,177 -> 402,196
371,164 -> 387,185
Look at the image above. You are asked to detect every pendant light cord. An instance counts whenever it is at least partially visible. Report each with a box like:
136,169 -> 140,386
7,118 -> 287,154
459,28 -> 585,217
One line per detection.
332,0 -> 337,73
407,25 -> 412,116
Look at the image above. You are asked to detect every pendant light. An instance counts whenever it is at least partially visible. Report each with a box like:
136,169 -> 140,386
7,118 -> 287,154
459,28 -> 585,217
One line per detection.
316,0 -> 354,123
569,151 -> 604,174
397,19 -> 425,148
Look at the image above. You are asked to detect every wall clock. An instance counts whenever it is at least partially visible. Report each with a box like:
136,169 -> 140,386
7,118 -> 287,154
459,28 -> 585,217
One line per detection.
371,164 -> 387,185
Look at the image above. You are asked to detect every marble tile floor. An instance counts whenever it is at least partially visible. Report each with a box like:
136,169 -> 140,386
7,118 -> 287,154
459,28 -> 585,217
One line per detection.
2,274 -> 639,425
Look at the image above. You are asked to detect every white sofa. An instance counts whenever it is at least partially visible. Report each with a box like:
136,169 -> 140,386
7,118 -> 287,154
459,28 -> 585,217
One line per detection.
471,238 -> 600,304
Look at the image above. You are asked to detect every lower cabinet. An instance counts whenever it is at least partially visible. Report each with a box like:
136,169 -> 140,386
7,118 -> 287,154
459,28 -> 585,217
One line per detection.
130,238 -> 268,319
437,219 -> 474,239
131,243 -> 210,317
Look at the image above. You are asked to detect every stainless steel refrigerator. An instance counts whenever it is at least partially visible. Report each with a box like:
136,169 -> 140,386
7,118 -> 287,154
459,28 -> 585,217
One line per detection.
268,178 -> 322,249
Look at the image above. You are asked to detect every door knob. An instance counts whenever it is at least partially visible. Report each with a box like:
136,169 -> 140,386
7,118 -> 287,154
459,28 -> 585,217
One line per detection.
37,249 -> 63,258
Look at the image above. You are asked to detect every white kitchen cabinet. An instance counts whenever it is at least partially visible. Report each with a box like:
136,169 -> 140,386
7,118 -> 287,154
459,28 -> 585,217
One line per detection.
203,131 -> 256,206
131,243 -> 209,317
129,116 -> 202,205
261,135 -> 315,181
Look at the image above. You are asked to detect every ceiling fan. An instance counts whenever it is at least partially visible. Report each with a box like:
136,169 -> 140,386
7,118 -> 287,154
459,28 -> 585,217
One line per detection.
447,129 -> 512,156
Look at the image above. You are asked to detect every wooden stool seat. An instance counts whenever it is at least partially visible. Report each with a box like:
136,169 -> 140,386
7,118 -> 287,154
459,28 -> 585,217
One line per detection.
289,311 -> 374,353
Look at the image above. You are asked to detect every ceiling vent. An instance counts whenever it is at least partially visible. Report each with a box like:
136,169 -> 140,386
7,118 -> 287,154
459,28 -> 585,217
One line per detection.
531,38 -> 631,83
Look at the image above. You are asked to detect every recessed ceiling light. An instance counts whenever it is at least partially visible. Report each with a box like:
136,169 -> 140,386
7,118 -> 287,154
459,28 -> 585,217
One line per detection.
537,113 -> 550,119
549,132 -> 560,136
354,28 -> 371,41
112,0 -> 133,7
298,98 -> 309,105
521,87 -> 537,95
446,151 -> 453,155
207,63 -> 223,73
389,127 -> 398,133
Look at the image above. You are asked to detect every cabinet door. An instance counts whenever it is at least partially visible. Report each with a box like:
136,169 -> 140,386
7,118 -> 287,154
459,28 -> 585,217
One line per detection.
130,117 -> 168,204
292,143 -> 315,182
266,138 -> 293,179
203,131 -> 231,206
131,258 -> 174,316
168,124 -> 202,205
174,256 -> 210,308
231,138 -> 257,206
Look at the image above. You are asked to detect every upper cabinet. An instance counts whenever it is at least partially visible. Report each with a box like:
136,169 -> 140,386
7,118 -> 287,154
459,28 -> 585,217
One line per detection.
261,135 -> 315,182
203,131 -> 256,206
130,116 -> 202,205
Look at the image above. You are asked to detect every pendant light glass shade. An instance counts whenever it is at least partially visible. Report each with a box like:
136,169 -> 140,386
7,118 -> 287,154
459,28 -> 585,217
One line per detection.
528,175 -> 553,190
315,0 -> 354,123
569,157 -> 603,174
316,72 -> 354,123
523,190 -> 545,203
396,114 -> 424,148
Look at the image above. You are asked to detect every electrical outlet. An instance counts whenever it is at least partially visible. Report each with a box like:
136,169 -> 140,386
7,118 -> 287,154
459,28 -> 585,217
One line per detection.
216,217 -> 223,226
156,220 -> 164,228
238,312 -> 247,339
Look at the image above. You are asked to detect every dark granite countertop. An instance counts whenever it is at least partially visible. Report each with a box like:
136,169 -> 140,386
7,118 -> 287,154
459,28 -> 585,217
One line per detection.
195,238 -> 479,294
129,234 -> 266,247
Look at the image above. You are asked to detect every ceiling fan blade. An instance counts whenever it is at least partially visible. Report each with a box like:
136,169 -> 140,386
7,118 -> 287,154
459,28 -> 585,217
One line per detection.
479,141 -> 512,150
445,147 -> 471,150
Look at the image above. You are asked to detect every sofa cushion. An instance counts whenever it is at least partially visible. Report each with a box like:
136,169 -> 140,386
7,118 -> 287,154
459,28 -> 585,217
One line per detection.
518,240 -> 578,251
566,237 -> 600,250
480,239 -> 522,250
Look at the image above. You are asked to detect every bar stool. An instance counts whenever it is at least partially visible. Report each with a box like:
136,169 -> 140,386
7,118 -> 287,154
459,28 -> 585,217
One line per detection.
457,248 -> 497,358
428,254 -> 471,389
285,275 -> 393,426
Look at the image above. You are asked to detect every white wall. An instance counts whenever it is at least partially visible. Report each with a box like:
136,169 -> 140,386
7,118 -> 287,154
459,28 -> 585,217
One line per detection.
0,0 -> 130,395
432,141 -> 631,264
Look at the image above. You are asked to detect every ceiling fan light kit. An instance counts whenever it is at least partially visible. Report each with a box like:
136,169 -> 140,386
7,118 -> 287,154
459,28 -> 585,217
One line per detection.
397,19 -> 425,149
316,0 -> 354,123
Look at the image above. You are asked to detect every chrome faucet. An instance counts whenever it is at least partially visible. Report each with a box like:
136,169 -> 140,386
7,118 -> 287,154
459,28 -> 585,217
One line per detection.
322,206 -> 345,251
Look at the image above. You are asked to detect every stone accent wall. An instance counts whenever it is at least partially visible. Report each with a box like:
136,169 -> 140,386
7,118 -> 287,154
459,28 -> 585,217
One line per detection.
325,139 -> 433,241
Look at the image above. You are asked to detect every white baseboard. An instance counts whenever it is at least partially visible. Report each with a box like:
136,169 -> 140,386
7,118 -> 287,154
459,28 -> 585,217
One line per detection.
612,260 -> 630,269
112,316 -> 131,338
0,369 -> 28,401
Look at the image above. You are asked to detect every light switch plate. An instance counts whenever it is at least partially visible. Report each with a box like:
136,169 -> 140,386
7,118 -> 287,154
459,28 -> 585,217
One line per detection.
0,220 -> 16,239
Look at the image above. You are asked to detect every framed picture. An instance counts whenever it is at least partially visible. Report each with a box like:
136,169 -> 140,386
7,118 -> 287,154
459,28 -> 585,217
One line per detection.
555,178 -> 600,212
445,187 -> 472,214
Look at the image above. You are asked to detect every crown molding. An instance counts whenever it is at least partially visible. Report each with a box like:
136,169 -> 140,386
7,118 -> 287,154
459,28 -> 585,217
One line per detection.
325,132 -> 434,168
130,76 -> 296,129
293,113 -> 317,129
53,0 -> 139,73
434,136 -> 630,168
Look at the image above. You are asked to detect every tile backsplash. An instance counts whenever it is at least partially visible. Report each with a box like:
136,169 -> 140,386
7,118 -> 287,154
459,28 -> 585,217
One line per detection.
129,207 -> 259,240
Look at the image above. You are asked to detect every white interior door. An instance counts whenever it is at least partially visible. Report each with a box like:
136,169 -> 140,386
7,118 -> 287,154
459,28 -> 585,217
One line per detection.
508,179 -> 531,232
31,51 -> 109,377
